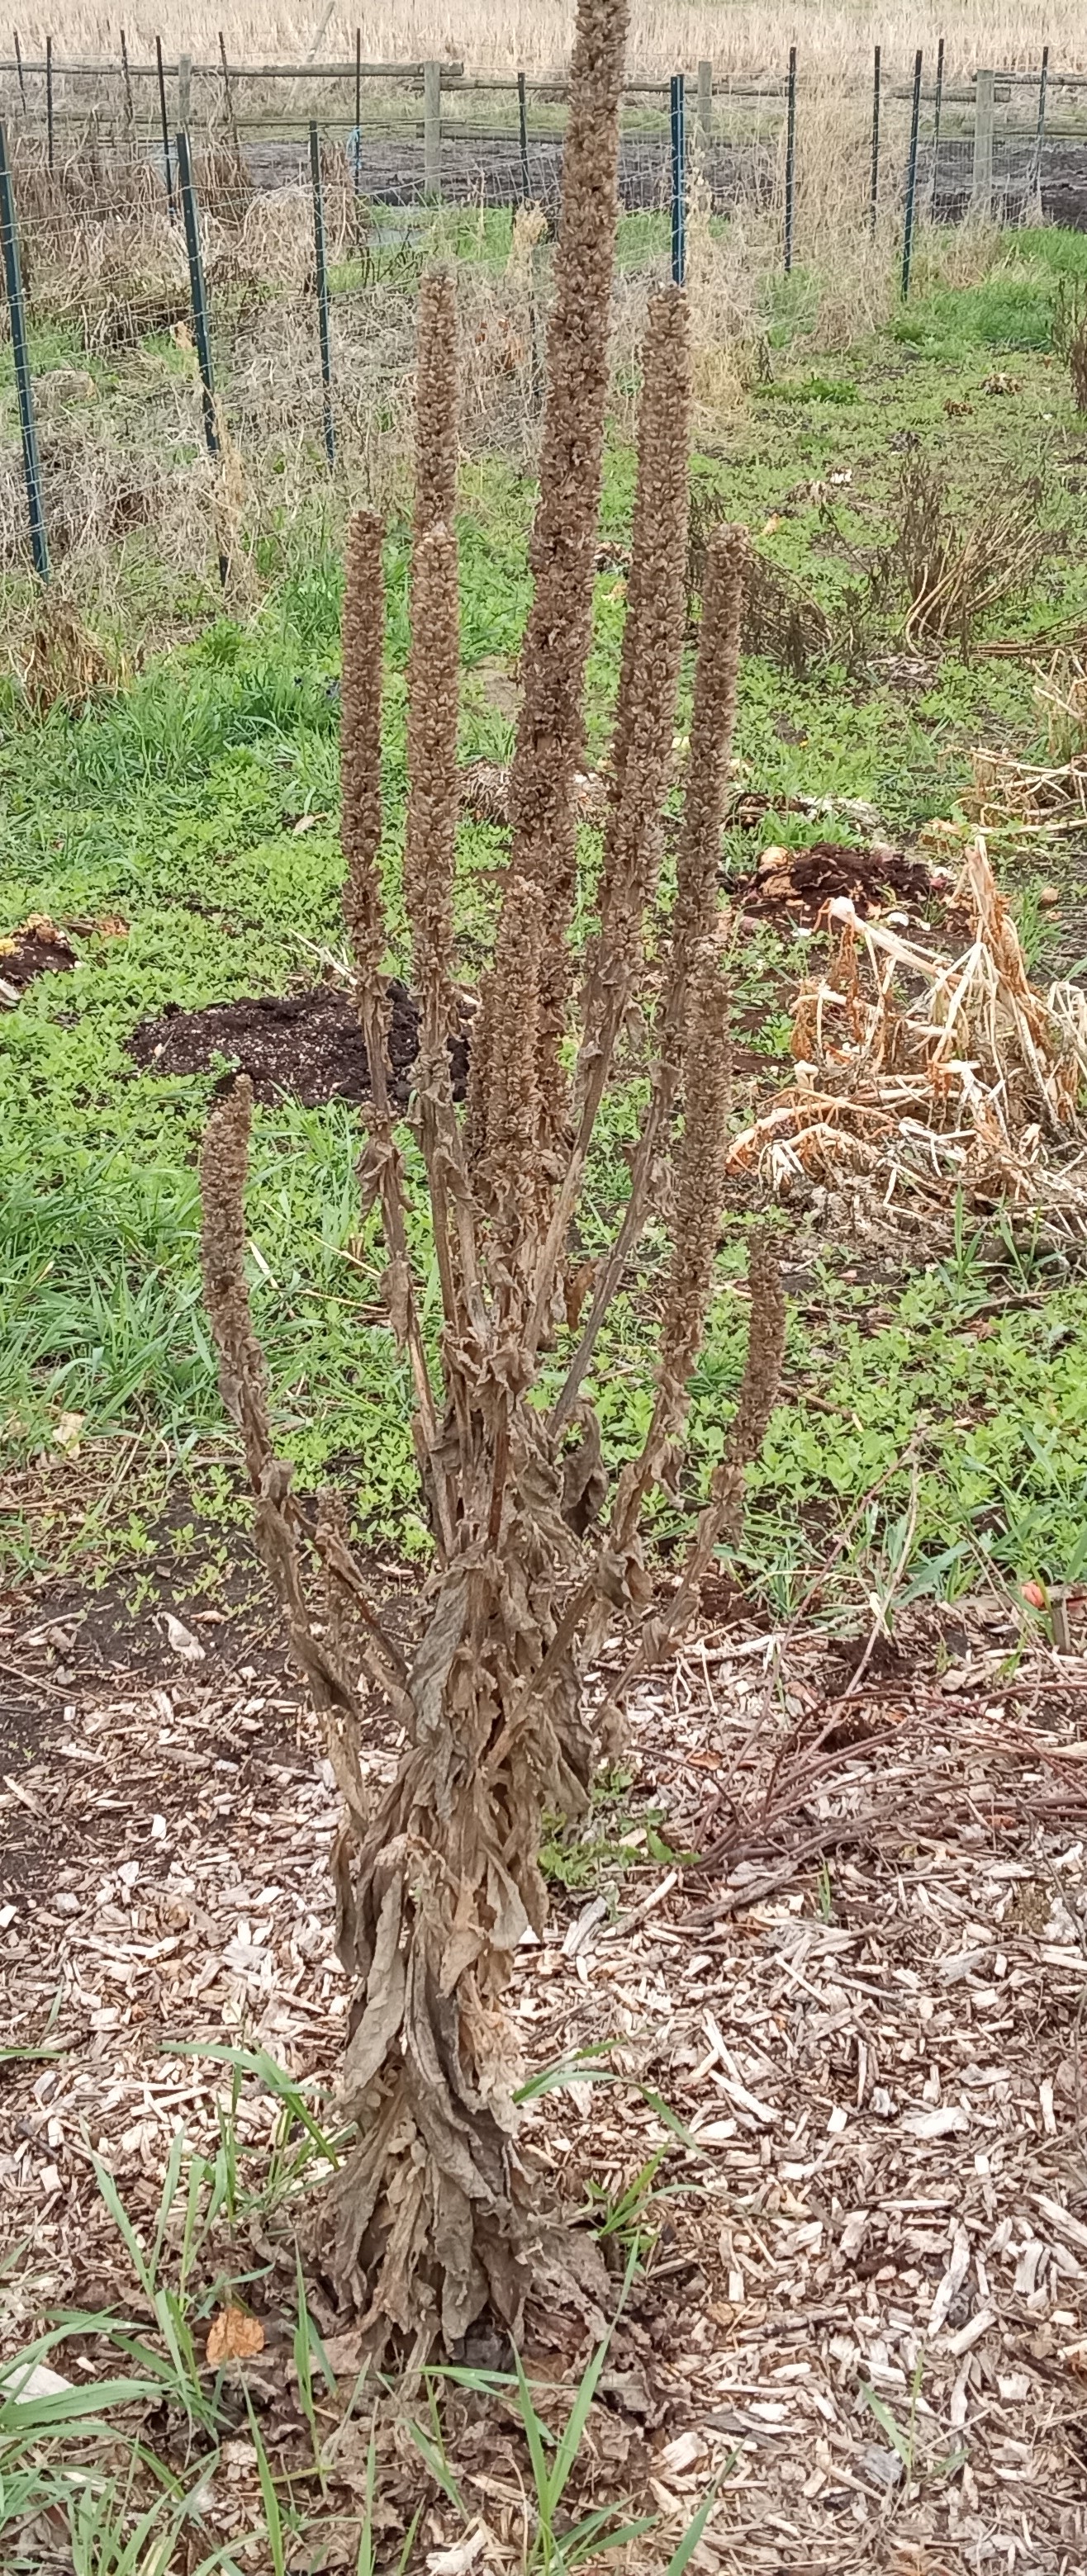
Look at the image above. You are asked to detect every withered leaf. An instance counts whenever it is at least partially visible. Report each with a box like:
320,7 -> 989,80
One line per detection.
206,2306 -> 265,2365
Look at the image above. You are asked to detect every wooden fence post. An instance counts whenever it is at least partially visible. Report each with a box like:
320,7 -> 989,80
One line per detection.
972,67 -> 994,220
423,58 -> 441,201
696,57 -> 712,149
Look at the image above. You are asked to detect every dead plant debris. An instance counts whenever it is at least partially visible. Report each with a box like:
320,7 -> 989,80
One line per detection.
730,836 -> 1087,1244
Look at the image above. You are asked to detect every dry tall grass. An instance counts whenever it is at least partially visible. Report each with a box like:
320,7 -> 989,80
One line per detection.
7,0 -> 1073,83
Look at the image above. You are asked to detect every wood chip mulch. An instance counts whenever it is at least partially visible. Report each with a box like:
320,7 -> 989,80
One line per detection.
2,1595 -> 1087,2572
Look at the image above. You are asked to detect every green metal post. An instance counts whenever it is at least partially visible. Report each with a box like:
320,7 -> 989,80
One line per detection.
176,126 -> 228,585
310,122 -> 335,468
784,45 -> 796,273
0,119 -> 47,578
901,48 -> 923,298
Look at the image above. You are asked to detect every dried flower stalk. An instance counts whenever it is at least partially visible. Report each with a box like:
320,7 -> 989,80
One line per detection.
594,286 -> 691,949
553,524 -> 748,1432
341,509 -> 387,1008
505,0 -> 630,1142
672,520 -> 747,984
198,1078 -> 403,1811
198,0 -> 787,2361
526,288 -> 691,1361
404,520 -> 458,1017
414,268 -> 458,540
612,943 -> 732,1542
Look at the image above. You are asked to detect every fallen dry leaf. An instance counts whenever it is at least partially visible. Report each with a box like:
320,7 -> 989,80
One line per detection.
164,1612 -> 206,1664
206,2306 -> 265,2365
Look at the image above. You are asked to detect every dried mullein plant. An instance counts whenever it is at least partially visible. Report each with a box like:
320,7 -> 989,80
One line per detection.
197,0 -> 784,2357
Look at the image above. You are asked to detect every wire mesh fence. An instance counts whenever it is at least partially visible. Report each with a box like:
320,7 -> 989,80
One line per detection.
0,45 -> 1081,586
0,49 -> 1076,232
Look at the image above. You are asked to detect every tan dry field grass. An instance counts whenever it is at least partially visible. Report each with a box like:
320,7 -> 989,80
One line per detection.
8,0 -> 1076,83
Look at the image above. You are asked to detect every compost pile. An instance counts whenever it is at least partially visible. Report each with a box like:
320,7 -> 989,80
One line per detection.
730,836 -> 1087,1242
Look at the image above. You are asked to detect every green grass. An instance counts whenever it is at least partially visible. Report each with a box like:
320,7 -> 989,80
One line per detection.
2,252 -> 1087,1603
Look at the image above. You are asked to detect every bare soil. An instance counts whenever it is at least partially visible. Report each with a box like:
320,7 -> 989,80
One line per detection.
0,917 -> 76,994
129,977 -> 470,1108
738,839 -> 936,926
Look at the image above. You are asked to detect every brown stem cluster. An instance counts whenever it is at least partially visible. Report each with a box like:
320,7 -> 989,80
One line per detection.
501,0 -> 630,1148
197,0 -> 788,2361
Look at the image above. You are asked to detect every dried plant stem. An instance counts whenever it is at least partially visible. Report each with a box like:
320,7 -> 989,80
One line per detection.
404,523 -> 458,1020
591,286 -> 692,955
553,528 -> 747,1434
414,268 -> 458,540
670,520 -> 747,996
342,509 -> 392,1071
613,945 -> 733,1545
404,520 -> 465,1336
198,1079 -> 401,1813
525,288 -> 691,1363
612,1223 -> 786,1694
504,0 -> 630,1140
341,507 -> 448,1511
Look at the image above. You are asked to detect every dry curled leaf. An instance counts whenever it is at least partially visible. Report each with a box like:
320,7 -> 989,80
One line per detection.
206,2306 -> 264,2365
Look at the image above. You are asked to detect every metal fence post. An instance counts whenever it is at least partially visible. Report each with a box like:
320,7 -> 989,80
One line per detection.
176,125 -> 228,585
517,69 -> 529,204
696,56 -> 712,149
218,28 -> 244,193
972,67 -> 994,220
901,47 -> 923,297
869,45 -> 880,234
120,26 -> 135,138
929,33 -> 945,215
784,44 -> 796,273
13,29 -> 26,113
156,35 -> 175,217
309,123 -> 335,468
0,121 -> 48,580
670,71 -> 686,284
353,26 -> 362,194
1029,45 -> 1049,218
178,50 -> 192,134
423,58 -> 441,201
45,31 -> 52,173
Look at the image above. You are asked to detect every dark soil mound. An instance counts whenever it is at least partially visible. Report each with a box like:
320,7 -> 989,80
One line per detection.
740,840 -> 934,924
131,979 -> 469,1108
0,917 -> 76,995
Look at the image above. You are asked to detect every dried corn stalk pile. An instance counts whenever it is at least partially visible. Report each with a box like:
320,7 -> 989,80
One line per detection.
969,654 -> 1087,831
730,836 -> 1087,1241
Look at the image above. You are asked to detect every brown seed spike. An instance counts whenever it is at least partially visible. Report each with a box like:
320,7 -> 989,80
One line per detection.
404,521 -> 459,1019
504,0 -> 630,1144
198,1074 -> 273,1493
594,285 -> 691,964
673,520 -> 747,977
414,269 -> 458,541
340,509 -> 387,997
661,944 -> 733,1393
477,873 -> 544,1248
725,1227 -> 786,1475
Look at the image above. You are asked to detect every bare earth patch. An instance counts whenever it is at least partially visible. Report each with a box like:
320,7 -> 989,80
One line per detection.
3,1589 -> 1087,2569
130,978 -> 470,1108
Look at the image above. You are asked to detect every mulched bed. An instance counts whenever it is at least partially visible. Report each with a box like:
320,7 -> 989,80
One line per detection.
129,978 -> 470,1109
3,1574 -> 1087,2571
